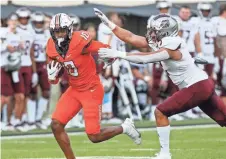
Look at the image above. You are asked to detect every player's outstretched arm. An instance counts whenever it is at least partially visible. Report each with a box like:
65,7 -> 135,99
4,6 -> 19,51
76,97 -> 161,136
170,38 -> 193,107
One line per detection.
94,8 -> 148,48
84,40 -> 110,54
98,48 -> 172,64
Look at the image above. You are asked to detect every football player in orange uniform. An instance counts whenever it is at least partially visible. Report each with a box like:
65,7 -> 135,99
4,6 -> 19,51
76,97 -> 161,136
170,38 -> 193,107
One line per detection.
46,13 -> 141,159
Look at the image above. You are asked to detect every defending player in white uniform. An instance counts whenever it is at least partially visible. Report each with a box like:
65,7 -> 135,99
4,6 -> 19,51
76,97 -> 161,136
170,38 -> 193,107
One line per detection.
95,8 -> 226,159
13,7 -> 38,131
179,5 -> 198,57
1,14 -> 23,131
147,0 -> 184,121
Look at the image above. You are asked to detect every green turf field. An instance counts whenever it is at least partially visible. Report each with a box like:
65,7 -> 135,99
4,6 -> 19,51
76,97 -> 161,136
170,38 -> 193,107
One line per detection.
2,126 -> 226,159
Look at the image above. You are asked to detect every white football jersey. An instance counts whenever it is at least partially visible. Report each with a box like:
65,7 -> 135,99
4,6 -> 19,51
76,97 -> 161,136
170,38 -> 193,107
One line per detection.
17,25 -> 34,66
1,28 -> 23,67
33,30 -> 50,62
180,17 -> 199,53
211,16 -> 226,36
196,17 -> 216,56
156,36 -> 208,89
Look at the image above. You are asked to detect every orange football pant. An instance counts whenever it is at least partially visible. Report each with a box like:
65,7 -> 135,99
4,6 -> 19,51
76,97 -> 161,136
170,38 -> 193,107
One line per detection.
52,83 -> 104,134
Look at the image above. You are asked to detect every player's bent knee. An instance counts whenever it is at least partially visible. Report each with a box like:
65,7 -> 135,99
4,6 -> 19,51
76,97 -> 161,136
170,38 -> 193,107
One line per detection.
155,108 -> 166,119
87,134 -> 100,143
42,91 -> 50,99
51,120 -> 64,133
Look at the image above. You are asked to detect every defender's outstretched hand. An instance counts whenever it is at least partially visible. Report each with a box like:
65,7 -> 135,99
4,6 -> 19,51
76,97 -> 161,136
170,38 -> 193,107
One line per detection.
94,8 -> 116,30
98,48 -> 126,59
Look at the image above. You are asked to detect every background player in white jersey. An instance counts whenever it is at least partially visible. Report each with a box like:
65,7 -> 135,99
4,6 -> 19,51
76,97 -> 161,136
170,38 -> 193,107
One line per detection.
30,12 -> 51,129
13,7 -> 38,131
212,4 -> 226,105
179,5 -> 198,57
95,9 -> 226,159
1,14 -> 23,131
194,2 -> 217,78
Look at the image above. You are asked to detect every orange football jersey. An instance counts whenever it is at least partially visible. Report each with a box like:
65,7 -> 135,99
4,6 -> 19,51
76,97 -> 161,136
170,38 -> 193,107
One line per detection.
46,31 -> 109,91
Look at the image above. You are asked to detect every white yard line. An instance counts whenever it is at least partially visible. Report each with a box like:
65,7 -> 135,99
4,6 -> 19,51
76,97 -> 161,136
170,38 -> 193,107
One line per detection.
1,124 -> 218,140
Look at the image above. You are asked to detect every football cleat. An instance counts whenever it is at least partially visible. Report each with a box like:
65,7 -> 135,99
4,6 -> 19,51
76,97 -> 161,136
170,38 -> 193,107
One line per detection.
121,118 -> 141,145
36,121 -> 48,130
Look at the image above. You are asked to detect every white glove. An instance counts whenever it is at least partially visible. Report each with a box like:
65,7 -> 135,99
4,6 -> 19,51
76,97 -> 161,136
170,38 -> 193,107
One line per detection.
98,48 -> 126,59
47,60 -> 62,81
32,72 -> 38,87
94,8 -> 116,30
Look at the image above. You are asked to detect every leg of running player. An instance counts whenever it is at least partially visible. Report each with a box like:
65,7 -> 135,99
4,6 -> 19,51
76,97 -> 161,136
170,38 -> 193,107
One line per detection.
81,84 -> 140,144
199,92 -> 226,126
51,87 -> 82,159
51,120 -> 75,159
153,79 -> 215,158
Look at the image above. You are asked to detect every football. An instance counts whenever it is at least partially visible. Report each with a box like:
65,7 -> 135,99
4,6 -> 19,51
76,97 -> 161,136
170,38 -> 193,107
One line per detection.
49,60 -> 65,78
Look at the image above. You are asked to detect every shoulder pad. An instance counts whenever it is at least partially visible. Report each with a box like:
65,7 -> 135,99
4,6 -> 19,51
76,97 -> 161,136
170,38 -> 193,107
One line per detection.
159,36 -> 182,50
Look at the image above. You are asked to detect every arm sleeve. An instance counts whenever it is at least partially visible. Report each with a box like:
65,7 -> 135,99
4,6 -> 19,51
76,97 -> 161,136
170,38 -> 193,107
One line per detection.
84,40 -> 110,55
122,50 -> 170,64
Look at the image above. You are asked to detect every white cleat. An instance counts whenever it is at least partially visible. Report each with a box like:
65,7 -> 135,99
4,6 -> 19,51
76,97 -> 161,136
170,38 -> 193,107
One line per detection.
28,124 -> 38,131
3,125 -> 15,131
42,118 -> 52,127
16,125 -> 29,132
151,152 -> 172,159
121,118 -> 141,145
36,121 -> 48,130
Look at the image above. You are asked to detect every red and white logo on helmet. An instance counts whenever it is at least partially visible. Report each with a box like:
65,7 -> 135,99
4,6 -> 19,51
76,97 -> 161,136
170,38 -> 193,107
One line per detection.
50,13 -> 73,30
